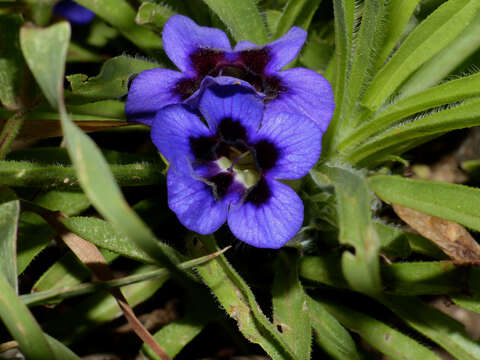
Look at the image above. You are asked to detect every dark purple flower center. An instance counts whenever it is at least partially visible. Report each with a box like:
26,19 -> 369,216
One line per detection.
175,48 -> 287,101
189,117 -> 279,205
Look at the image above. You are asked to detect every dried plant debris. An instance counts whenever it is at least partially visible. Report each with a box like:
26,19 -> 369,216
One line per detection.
393,204 -> 480,265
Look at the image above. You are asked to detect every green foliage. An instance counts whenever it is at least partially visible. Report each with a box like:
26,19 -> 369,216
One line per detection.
5,0 -> 480,359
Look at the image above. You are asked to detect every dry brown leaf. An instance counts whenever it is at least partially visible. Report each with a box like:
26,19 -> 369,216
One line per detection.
393,204 -> 480,265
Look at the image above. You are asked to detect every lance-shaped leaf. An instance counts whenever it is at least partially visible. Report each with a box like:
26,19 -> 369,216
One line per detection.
0,188 -> 19,293
274,0 -> 323,37
201,0 -> 269,43
315,297 -> 441,360
362,0 -> 480,112
190,235 -> 297,360
0,14 -> 25,110
368,175 -> 480,234
272,251 -> 311,359
313,165 -> 382,295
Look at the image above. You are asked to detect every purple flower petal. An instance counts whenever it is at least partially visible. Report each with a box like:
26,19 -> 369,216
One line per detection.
253,112 -> 322,180
265,27 -> 307,73
151,104 -> 210,169
197,77 -> 264,137
233,40 -> 258,51
125,68 -> 185,126
228,179 -> 303,248
167,168 -> 229,234
53,0 -> 95,25
266,68 -> 335,132
163,15 -> 232,73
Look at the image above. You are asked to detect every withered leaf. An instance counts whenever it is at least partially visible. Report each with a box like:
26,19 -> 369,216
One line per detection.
393,204 -> 480,265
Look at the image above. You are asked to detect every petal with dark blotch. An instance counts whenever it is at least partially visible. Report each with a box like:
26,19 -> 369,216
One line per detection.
125,68 -> 185,126
253,112 -> 322,180
151,104 -> 210,169
163,15 -> 232,73
227,179 -> 303,248
266,68 -> 334,132
197,77 -> 264,138
167,169 -> 229,234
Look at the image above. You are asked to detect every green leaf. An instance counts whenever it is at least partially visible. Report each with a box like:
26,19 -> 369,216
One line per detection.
307,297 -> 360,360
17,212 -> 54,275
313,166 -> 381,295
315,296 -> 441,360
74,0 -> 163,52
368,175 -> 480,233
338,72 -> 480,154
62,217 -> 158,264
374,222 -> 412,259
67,42 -> 103,63
342,0 -> 387,129
45,264 -> 167,344
398,11 -> 480,99
321,0 -> 355,156
265,9 -> 282,34
376,0 -> 422,68
0,160 -> 164,188
349,99 -> 480,165
201,0 -> 269,43
272,251 -> 311,360
362,0 -> 480,112
381,296 -> 480,360
23,252 -> 218,307
0,14 -> 24,110
299,35 -> 334,73
20,22 -> 70,109
274,0 -> 323,37
0,272 -> 58,359
462,159 -> 480,180
0,190 -> 19,293
66,55 -> 159,102
135,2 -> 175,29
34,190 -> 90,216
32,250 -> 118,304
190,235 -> 297,360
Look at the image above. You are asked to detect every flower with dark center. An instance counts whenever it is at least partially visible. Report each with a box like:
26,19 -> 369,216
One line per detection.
151,82 -> 323,248
53,0 -> 95,26
126,14 -> 334,131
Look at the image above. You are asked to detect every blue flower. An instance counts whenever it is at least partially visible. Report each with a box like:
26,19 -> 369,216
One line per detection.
126,15 -> 334,132
151,82 -> 323,249
53,0 -> 95,26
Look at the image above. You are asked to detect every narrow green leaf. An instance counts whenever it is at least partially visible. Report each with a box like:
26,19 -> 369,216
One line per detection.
376,0 -> 422,68
272,251 -> 311,360
349,99 -> 480,165
321,0 -> 355,156
135,2 -> 175,29
32,250 -> 118,303
0,160 -> 164,188
307,297 -> 360,360
343,0 -> 387,129
314,166 -> 381,295
23,252 -> 219,307
66,55 -> 159,101
275,0 -> 322,37
17,212 -> 54,275
315,297 -> 441,360
381,296 -> 480,360
369,175 -> 480,234
362,0 -> 480,111
190,235 -> 297,360
0,272 -> 57,359
338,72 -> 480,154
265,9 -> 282,34
74,0 -> 163,52
45,264 -> 167,344
299,35 -> 334,73
67,42 -> 103,63
62,216 -> 158,264
20,22 -> 70,109
0,191 -> 19,293
201,0 -> 269,43
45,334 -> 81,360
0,14 -> 24,110
374,222 -> 412,259
398,11 -> 480,99
34,190 -> 90,216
